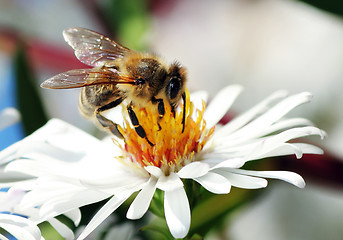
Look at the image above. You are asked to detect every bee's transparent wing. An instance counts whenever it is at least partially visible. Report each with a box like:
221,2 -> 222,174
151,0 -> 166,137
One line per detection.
41,69 -> 135,89
63,27 -> 132,66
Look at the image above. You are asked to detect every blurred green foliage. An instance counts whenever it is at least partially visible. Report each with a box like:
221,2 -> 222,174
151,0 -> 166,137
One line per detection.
39,222 -> 65,240
13,44 -> 48,136
300,0 -> 343,16
149,189 -> 165,218
142,218 -> 175,240
100,0 -> 150,50
189,188 -> 256,237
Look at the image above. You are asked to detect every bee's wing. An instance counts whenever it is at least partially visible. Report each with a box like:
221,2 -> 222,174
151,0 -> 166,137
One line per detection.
41,69 -> 135,89
63,27 -> 132,66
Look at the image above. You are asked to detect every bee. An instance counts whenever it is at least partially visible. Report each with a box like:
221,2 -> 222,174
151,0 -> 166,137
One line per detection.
41,27 -> 187,146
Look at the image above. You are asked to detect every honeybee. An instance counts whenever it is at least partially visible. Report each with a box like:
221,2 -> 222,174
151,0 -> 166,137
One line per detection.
41,27 -> 187,146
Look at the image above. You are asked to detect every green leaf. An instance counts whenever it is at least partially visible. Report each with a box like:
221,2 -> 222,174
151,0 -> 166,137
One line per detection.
39,222 -> 64,240
13,44 -> 48,136
299,0 -> 343,17
189,188 -> 258,237
141,217 -> 174,240
149,189 -> 165,218
187,233 -> 204,240
184,179 -> 203,210
100,0 -> 150,50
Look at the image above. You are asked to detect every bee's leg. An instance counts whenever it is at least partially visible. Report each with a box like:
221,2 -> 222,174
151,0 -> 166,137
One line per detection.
151,93 -> 186,133
127,105 -> 154,146
151,97 -> 165,130
181,91 -> 186,133
95,98 -> 124,139
171,105 -> 176,118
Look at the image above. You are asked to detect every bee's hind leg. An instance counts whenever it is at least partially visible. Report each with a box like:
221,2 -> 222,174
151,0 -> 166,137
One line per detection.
95,98 -> 124,139
127,105 -> 154,146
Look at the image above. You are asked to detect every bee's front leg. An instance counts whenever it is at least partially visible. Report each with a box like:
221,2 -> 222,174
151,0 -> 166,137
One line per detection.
181,91 -> 186,133
151,93 -> 186,133
151,97 -> 165,130
127,105 -> 154,146
95,98 -> 124,139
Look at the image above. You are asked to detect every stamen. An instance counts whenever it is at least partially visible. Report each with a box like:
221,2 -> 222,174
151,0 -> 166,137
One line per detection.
115,90 -> 215,175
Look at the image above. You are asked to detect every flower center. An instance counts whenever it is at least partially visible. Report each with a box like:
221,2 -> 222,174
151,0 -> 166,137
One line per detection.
115,90 -> 215,175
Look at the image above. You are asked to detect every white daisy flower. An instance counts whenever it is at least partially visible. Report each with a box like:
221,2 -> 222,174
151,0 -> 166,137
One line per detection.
0,187 -> 81,240
0,85 -> 325,239
0,107 -> 38,240
0,108 -> 80,240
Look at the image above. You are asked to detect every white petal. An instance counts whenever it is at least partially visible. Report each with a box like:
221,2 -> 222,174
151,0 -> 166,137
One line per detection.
0,188 -> 26,211
244,127 -> 325,160
214,169 -> 268,189
293,143 -> 324,155
215,90 -> 288,138
127,177 -> 157,219
246,142 -> 304,161
18,178 -> 103,210
0,108 -> 20,131
246,92 -> 313,130
218,92 -> 313,141
253,118 -> 313,137
228,168 -> 305,188
80,172 -> 148,194
103,104 -> 125,126
207,158 -> 246,169
190,91 -> 208,109
204,85 -> 243,128
47,218 -> 75,240
38,119 -> 101,151
145,166 -> 162,178
0,119 -> 102,166
177,162 -> 209,179
255,143 -> 323,160
77,194 -> 130,240
0,214 -> 41,240
164,187 -> 190,239
267,126 -> 326,144
0,168 -> 31,183
39,190 -> 111,222
17,179 -> 110,222
5,158 -> 70,178
0,140 -> 25,166
64,208 -> 82,227
156,172 -> 183,191
194,172 -> 231,194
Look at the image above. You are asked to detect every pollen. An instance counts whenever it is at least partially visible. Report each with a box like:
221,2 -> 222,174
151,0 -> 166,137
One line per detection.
115,90 -> 215,175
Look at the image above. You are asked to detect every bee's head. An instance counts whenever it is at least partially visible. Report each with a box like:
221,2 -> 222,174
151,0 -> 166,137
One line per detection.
123,56 -> 167,101
165,62 -> 187,107
121,55 -> 186,107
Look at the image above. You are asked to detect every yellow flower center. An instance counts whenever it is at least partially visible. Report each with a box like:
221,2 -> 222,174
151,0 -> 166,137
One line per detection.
115,90 -> 215,175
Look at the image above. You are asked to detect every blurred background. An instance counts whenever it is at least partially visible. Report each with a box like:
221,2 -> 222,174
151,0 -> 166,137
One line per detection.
0,0 -> 342,239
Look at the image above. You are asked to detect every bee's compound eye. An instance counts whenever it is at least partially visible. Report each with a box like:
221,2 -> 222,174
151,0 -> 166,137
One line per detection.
167,77 -> 181,100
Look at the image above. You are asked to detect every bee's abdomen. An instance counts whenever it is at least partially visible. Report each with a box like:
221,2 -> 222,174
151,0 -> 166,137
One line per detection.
79,85 -> 121,118
79,88 -> 95,118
